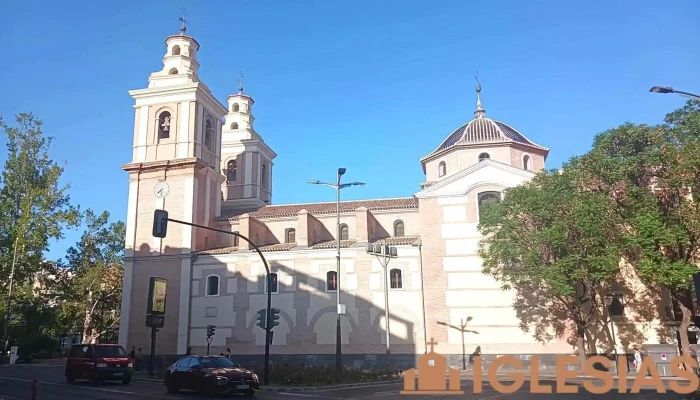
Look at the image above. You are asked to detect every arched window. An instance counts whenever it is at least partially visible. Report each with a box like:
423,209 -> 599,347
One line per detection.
438,161 -> 446,177
232,231 -> 239,247
478,191 -> 501,219
205,119 -> 213,149
261,163 -> 268,189
168,68 -> 178,75
206,275 -> 220,297
231,122 -> 239,129
393,220 -> 405,237
523,155 -> 531,171
478,152 -> 490,162
340,224 -> 349,240
233,104 -> 240,112
285,228 -> 296,243
326,271 -> 338,292
264,272 -> 279,294
227,160 -> 237,182
172,45 -> 181,56
390,268 -> 403,289
158,111 -> 171,140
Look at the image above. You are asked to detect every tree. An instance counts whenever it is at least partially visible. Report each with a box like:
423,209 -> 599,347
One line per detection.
0,113 -> 80,349
580,100 -> 700,357
477,166 -> 621,369
59,210 -> 125,344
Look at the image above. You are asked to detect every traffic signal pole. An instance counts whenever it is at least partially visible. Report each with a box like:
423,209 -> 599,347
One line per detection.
152,211 -> 273,385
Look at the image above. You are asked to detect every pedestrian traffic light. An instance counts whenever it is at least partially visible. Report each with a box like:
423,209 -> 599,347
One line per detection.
206,324 -> 216,338
153,210 -> 169,238
256,309 -> 267,330
269,308 -> 280,328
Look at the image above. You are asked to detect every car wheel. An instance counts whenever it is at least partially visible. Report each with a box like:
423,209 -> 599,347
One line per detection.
244,389 -> 256,396
122,378 -> 131,385
203,382 -> 217,398
166,382 -> 179,393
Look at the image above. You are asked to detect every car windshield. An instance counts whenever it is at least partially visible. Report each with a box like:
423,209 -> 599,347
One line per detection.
94,346 -> 127,357
200,357 -> 236,368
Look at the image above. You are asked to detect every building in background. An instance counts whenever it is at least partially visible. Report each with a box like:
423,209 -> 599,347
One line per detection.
118,27 -> 671,366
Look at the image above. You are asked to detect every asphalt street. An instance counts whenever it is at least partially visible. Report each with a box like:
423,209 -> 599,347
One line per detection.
0,365 -> 696,399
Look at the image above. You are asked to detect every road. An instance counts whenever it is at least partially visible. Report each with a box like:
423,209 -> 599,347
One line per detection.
0,365 -> 696,399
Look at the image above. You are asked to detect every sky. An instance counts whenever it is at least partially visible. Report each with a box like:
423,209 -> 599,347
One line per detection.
1,0 -> 699,261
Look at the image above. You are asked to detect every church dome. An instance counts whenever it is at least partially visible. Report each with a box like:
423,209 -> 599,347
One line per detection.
421,85 -> 548,161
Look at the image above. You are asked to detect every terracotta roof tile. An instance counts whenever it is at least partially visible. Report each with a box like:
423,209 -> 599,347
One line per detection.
370,236 -> 420,246
197,246 -> 238,255
311,240 -> 357,249
220,197 -> 418,221
260,243 -> 297,252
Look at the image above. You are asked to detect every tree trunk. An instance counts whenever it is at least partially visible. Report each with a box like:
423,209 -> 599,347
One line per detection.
576,323 -> 587,370
83,291 -> 94,344
678,300 -> 692,358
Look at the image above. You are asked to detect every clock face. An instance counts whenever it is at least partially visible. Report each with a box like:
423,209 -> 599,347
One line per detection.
154,181 -> 170,199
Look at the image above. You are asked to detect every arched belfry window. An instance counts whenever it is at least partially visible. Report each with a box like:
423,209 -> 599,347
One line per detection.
393,220 -> 405,237
478,152 -> 490,162
438,161 -> 446,177
168,68 -> 178,75
231,122 -> 239,129
204,119 -> 213,150
261,163 -> 268,189
285,228 -> 296,244
233,104 -> 240,112
158,112 -> 171,140
340,224 -> 349,240
523,155 -> 531,171
478,191 -> 501,219
172,45 -> 181,56
226,160 -> 237,182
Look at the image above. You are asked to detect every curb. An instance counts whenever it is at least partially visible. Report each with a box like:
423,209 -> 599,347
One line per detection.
262,379 -> 402,392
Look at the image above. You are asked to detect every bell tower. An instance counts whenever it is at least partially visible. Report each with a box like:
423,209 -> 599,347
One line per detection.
220,75 -> 277,214
118,22 -> 227,354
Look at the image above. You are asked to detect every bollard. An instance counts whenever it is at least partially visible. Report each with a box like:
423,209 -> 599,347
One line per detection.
31,379 -> 37,400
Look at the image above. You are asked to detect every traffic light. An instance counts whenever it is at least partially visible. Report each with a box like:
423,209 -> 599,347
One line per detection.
206,324 -> 216,338
153,210 -> 169,238
256,309 -> 267,330
269,308 -> 280,328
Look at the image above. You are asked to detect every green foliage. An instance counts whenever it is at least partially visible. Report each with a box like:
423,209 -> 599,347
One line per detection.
0,113 -> 80,285
478,165 -> 621,365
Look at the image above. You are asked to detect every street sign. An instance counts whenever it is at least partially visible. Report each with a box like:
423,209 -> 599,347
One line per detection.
146,314 -> 165,328
147,277 -> 168,316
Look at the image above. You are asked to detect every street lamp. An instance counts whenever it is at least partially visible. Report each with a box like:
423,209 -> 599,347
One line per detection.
308,169 -> 365,376
649,86 -> 700,101
367,242 -> 398,363
604,294 -> 619,371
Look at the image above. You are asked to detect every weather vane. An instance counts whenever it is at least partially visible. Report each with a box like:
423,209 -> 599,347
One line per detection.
237,71 -> 244,93
474,71 -> 481,93
178,7 -> 188,33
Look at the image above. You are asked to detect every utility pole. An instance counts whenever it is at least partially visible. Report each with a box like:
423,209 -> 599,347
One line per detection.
367,241 -> 398,363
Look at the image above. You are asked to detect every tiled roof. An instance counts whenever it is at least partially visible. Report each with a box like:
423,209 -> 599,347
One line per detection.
370,236 -> 420,246
196,242 -> 298,255
420,181 -> 437,189
311,240 -> 357,249
422,117 -> 548,161
220,197 -> 418,221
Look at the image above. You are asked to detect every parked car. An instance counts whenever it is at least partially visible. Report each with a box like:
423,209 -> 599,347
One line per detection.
164,355 -> 259,396
65,344 -> 133,384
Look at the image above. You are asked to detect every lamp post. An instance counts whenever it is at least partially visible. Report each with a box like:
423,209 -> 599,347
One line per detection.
308,170 -> 365,375
367,241 -> 398,363
604,294 -> 619,371
649,86 -> 700,101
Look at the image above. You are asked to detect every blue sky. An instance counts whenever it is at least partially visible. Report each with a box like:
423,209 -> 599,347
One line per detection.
2,0 -> 699,261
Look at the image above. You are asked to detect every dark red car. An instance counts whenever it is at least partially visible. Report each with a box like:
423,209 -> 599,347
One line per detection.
65,344 -> 133,384
164,355 -> 259,396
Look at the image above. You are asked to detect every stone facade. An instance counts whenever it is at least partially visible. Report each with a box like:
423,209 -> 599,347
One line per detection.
119,29 -> 679,368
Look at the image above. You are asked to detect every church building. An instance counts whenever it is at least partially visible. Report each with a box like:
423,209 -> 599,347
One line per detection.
118,28 -> 670,367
